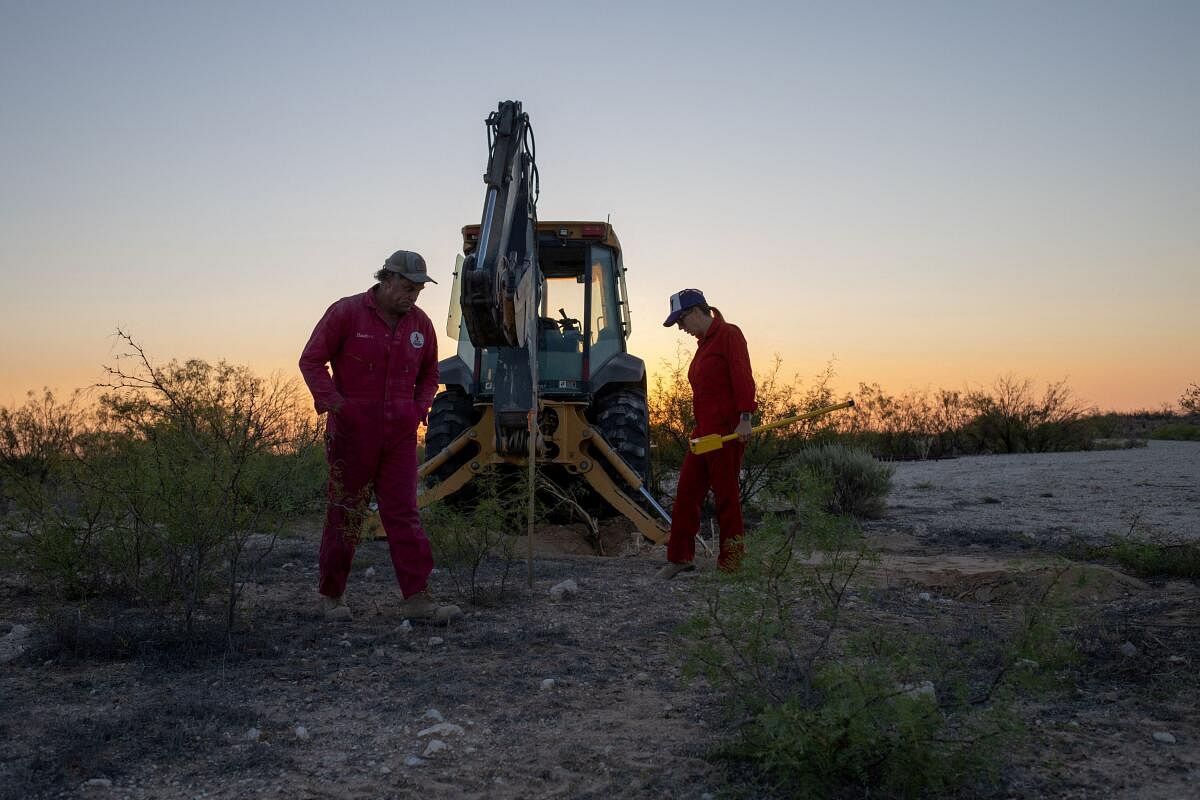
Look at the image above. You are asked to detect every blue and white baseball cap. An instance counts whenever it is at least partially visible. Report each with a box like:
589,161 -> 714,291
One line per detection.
662,288 -> 707,327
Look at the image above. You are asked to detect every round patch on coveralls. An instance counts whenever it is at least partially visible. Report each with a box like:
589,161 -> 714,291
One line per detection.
410,331 -> 425,348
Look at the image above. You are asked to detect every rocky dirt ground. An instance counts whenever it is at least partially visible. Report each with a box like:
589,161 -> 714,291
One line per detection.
1,441 -> 1198,799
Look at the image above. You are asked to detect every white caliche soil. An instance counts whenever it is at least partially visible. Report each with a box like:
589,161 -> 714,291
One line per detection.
1,442 -> 1198,799
881,440 -> 1200,547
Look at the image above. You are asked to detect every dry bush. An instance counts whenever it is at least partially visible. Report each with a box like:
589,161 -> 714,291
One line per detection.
678,485 -> 1023,798
648,351 -> 845,508
0,389 -> 86,483
843,376 -> 1098,458
961,375 -> 1094,454
1181,382 -> 1200,415
1,332 -> 326,638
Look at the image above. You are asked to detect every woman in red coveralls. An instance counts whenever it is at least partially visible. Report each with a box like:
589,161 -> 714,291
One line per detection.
656,289 -> 757,579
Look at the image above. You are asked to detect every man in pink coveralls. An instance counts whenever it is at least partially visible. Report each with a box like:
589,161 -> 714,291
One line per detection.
300,250 -> 460,623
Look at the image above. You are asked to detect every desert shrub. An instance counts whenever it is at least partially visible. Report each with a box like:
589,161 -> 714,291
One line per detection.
1087,438 -> 1148,451
1,333 -> 325,636
791,444 -> 894,518
649,351 -> 845,508
1181,383 -> 1200,415
844,377 -> 1107,458
960,376 -> 1094,454
729,659 -> 1007,799
1081,412 -> 1123,439
677,488 -> 1019,798
0,389 -> 85,484
1149,423 -> 1200,441
1086,537 -> 1200,580
647,344 -> 696,481
1081,408 -> 1182,440
423,472 -> 521,603
843,383 -> 973,460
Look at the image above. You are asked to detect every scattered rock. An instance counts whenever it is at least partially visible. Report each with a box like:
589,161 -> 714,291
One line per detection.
417,722 -> 465,737
364,567 -> 376,578
540,678 -> 556,690
396,621 -> 412,634
422,739 -> 447,757
338,639 -> 352,649
1120,641 -> 1138,658
634,672 -> 650,683
549,579 -> 579,600
1168,655 -> 1186,664
81,778 -> 113,791
429,636 -> 444,647
423,708 -> 444,723
379,765 -> 391,774
1153,732 -> 1177,744
0,623 -> 31,664
899,681 -> 937,703
245,727 -> 261,741
404,756 -> 425,767
1015,659 -> 1040,670
294,725 -> 310,740
917,592 -> 932,602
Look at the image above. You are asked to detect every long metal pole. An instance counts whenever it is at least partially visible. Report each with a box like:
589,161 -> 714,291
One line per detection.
527,409 -> 535,588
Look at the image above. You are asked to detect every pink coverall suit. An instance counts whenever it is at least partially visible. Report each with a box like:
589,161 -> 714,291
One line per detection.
667,312 -> 757,570
299,287 -> 440,599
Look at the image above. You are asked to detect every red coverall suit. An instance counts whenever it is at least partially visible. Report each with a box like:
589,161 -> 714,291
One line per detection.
299,288 -> 440,599
667,311 -> 757,570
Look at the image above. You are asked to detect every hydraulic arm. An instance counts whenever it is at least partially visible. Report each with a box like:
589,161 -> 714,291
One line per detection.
459,101 -> 541,454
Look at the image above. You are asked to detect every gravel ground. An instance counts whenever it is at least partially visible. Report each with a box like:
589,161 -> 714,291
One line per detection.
2,442 -> 1199,798
881,440 -> 1200,547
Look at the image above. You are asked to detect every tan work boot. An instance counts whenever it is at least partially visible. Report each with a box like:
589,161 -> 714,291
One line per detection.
654,561 -> 696,580
318,593 -> 352,621
397,590 -> 462,625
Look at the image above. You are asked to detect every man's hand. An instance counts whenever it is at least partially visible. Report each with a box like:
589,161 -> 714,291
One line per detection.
735,416 -> 753,442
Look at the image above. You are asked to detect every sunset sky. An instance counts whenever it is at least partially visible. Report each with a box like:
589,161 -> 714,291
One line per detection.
2,1 -> 1197,412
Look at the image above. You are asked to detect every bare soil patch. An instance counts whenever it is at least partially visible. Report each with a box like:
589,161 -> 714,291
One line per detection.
2,442 -> 1198,798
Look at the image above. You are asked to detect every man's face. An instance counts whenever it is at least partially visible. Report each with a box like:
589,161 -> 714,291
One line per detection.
676,306 -> 706,338
379,275 -> 424,316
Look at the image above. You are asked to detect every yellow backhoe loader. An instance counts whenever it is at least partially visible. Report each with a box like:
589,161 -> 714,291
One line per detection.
415,102 -> 671,543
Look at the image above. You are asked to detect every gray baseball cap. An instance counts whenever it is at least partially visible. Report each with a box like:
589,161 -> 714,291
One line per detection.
382,250 -> 438,283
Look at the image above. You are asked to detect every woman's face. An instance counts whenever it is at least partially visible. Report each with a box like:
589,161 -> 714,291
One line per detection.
676,306 -> 709,339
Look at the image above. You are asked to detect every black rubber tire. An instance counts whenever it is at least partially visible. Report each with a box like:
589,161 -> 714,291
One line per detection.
593,387 -> 651,508
424,387 -> 476,488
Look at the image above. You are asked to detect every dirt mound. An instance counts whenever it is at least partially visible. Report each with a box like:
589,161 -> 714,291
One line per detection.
511,519 -> 642,557
877,554 -> 1150,604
